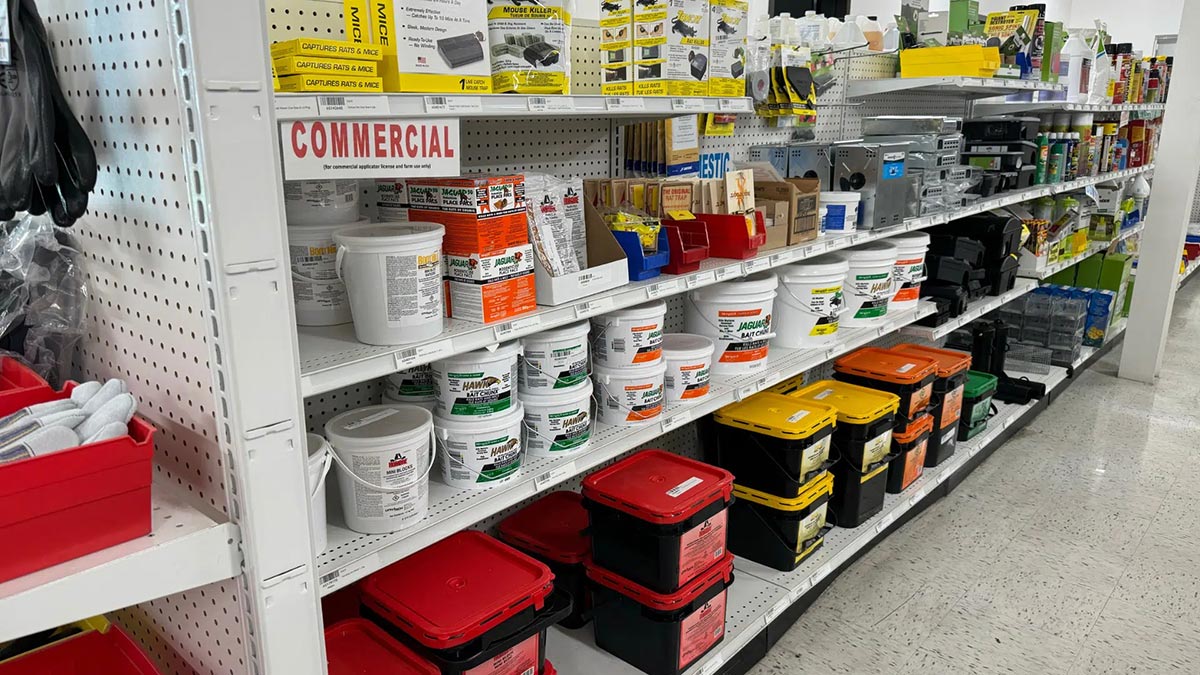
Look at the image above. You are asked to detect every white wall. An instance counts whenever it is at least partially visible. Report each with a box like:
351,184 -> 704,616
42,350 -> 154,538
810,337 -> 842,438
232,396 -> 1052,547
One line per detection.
1070,0 -> 1183,53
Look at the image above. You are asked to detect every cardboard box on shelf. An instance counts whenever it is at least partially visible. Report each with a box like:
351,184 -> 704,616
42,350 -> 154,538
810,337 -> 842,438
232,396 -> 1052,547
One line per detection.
275,75 -> 384,92
368,0 -> 492,93
708,0 -> 747,97
273,55 -> 379,77
635,0 -> 709,96
534,201 -> 631,306
407,176 -> 530,257
270,37 -> 384,61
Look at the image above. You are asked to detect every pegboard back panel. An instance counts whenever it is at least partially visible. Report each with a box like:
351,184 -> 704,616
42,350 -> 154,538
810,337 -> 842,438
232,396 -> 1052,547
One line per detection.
462,118 -> 614,178
38,2 -> 250,675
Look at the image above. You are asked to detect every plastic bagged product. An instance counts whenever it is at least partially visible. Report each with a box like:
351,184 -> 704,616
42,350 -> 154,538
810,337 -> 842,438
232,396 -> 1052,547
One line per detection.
488,0 -> 574,94
525,173 -> 585,276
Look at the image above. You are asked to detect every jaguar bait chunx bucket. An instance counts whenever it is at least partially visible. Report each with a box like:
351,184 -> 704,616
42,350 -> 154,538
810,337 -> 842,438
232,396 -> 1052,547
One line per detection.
685,272 -> 778,375
662,334 -> 715,402
593,361 -> 667,427
591,301 -> 667,367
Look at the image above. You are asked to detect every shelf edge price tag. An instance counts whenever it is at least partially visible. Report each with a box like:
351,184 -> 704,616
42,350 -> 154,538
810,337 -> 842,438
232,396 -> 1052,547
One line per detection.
766,597 -> 791,623
701,653 -> 726,675
575,296 -> 615,318
397,339 -> 454,368
528,96 -> 576,113
789,577 -> 813,602
661,410 -> 694,433
808,563 -> 832,588
758,372 -> 782,390
686,270 -> 716,288
771,251 -> 795,266
719,98 -> 750,112
735,385 -> 756,401
317,95 -> 389,116
318,553 -> 381,593
875,512 -> 895,534
715,266 -> 738,281
423,95 -> 483,113
672,98 -> 706,112
606,97 -> 646,112
534,461 -> 577,491
908,487 -> 928,508
495,315 -> 542,340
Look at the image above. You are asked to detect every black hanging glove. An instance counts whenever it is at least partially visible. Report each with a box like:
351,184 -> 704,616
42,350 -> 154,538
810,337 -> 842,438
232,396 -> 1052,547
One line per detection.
0,0 -> 56,214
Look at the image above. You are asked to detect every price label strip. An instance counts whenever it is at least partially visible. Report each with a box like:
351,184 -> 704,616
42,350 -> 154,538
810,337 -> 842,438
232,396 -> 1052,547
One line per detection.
424,96 -> 483,114
534,461 -> 577,490
528,96 -> 576,113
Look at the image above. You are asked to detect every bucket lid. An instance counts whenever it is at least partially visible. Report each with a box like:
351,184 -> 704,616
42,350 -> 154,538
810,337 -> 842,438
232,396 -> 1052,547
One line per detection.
732,471 -> 833,512
581,450 -> 733,525
360,531 -> 554,650
433,401 -> 524,433
436,340 -> 522,366
891,231 -> 931,248
834,347 -> 938,385
965,370 -> 999,397
325,405 -> 432,450
522,321 -> 590,344
820,191 -> 862,203
662,333 -> 715,361
891,344 -> 971,378
333,222 -> 445,251
594,300 -> 667,322
789,380 -> 900,423
781,253 -> 849,280
693,271 -> 778,300
498,491 -> 590,564
585,553 -> 734,611
712,393 -> 837,440
893,412 -> 934,443
843,241 -> 898,263
324,619 -> 439,675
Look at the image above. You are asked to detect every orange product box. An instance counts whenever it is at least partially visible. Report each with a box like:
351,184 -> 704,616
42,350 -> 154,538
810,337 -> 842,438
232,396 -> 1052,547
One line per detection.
407,176 -> 530,257
445,272 -> 538,324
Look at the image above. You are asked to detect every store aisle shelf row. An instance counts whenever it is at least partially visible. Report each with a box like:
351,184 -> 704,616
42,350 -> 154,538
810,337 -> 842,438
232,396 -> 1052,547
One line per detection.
848,76 -> 1066,99
314,303 -> 936,595
899,278 -> 1039,341
1020,221 -> 1146,280
548,365 -> 1071,675
274,94 -> 755,121
298,166 -> 1153,397
972,101 -> 1167,116
0,481 -> 241,642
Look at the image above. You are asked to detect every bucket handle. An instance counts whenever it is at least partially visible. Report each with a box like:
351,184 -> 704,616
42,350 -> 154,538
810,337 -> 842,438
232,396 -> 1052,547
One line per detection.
312,449 -> 333,499
328,427 -> 438,494
292,270 -> 343,287
334,245 -> 349,283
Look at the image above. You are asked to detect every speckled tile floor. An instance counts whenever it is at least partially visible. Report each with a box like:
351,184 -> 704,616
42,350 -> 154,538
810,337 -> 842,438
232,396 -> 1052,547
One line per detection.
749,281 -> 1200,674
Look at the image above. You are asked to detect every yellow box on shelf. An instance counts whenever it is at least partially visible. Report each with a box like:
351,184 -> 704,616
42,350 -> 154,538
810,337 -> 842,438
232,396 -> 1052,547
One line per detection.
900,45 -> 1000,78
270,37 -> 384,61
273,55 -> 380,77
276,74 -> 384,93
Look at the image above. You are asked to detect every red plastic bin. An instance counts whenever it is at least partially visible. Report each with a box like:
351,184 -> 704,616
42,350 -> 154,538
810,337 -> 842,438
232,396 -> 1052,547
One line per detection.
668,212 -> 767,260
326,619 -> 439,675
661,223 -> 710,275
361,531 -> 571,675
0,625 -> 162,675
0,382 -> 155,583
0,358 -> 53,412
499,490 -> 592,628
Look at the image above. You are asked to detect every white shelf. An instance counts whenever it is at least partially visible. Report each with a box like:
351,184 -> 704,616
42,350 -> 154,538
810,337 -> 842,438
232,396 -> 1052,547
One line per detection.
274,94 -> 754,120
1020,221 -> 1145,280
973,100 -> 1167,116
298,165 -> 1154,397
848,76 -> 1066,99
1073,321 -> 1127,369
1181,258 -> 1200,287
549,365 -> 1070,675
0,481 -> 241,641
900,278 -> 1039,341
314,303 -> 937,595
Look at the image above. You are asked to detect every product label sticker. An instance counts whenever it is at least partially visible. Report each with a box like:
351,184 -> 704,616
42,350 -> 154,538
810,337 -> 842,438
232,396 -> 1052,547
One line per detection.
941,384 -> 965,428
786,409 -> 810,424
667,476 -> 705,498
909,383 -> 934,416
797,503 -> 828,550
801,436 -> 832,478
903,439 -> 928,488
438,361 -> 517,417
813,388 -> 835,401
713,307 -> 772,364
678,588 -> 727,669
861,430 -> 892,472
463,634 -> 539,675
896,363 -> 917,374
678,510 -> 727,585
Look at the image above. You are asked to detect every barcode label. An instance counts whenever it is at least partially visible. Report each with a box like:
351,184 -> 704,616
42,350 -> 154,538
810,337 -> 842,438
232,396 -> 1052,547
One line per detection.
661,410 -> 693,432
719,98 -> 750,112
875,512 -> 895,533
424,96 -> 482,113
322,96 -> 346,107
319,570 -> 340,586
318,553 -> 380,593
606,97 -> 646,112
495,315 -> 542,339
534,461 -> 577,490
575,296 -> 614,318
528,96 -> 576,112
672,98 -> 706,111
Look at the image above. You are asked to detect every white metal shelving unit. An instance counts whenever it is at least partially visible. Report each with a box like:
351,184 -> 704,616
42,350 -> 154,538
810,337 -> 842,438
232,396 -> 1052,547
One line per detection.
972,100 -> 1167,116
1020,222 -> 1146,280
25,3 -> 1174,675
899,278 -> 1039,341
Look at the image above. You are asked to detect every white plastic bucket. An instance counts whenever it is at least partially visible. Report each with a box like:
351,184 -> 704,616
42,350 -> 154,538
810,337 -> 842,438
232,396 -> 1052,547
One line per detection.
334,223 -> 445,346
776,254 -> 851,349
685,272 -> 778,375
520,379 -> 593,457
890,232 -> 930,312
593,361 -> 667,426
284,180 -> 361,226
288,222 -> 353,327
519,322 -> 591,393
591,301 -> 667,367
383,365 -> 436,411
842,242 -> 898,327
434,403 -> 525,489
432,342 -> 522,420
821,192 -> 861,233
324,405 -> 435,535
662,334 -> 714,402
306,433 -> 332,554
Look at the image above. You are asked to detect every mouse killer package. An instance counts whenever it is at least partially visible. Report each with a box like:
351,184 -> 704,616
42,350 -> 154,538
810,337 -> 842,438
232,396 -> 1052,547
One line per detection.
488,1 -> 575,94
358,0 -> 492,93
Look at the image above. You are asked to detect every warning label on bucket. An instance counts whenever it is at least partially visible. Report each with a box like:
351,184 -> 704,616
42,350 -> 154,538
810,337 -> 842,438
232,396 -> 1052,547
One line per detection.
463,634 -> 539,675
678,511 -> 727,585
679,589 -> 727,669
